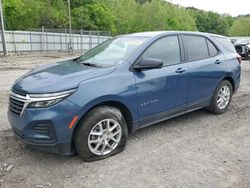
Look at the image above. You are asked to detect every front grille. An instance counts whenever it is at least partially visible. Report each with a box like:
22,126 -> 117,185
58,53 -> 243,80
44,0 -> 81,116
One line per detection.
9,90 -> 27,116
9,98 -> 25,115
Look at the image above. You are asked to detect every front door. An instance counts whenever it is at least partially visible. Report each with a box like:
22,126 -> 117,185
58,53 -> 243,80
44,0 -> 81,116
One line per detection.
133,35 -> 188,127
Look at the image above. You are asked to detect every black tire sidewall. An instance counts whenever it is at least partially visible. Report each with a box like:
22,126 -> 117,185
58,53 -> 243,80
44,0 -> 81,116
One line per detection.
74,106 -> 128,162
210,80 -> 233,114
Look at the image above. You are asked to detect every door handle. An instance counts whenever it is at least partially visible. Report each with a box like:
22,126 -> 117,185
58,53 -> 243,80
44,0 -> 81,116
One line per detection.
175,68 -> 186,73
215,60 -> 221,64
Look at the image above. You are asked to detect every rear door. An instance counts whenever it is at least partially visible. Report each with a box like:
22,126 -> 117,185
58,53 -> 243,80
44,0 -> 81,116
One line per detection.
133,35 -> 188,126
181,35 -> 226,106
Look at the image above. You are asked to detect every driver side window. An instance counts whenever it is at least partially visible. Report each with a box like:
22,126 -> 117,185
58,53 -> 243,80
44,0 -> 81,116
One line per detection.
142,36 -> 181,66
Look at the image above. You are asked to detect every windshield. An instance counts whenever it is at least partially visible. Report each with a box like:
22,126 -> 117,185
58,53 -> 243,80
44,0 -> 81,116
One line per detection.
79,36 -> 148,67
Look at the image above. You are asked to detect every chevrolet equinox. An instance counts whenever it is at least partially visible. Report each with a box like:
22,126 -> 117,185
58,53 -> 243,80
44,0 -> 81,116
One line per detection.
8,31 -> 241,161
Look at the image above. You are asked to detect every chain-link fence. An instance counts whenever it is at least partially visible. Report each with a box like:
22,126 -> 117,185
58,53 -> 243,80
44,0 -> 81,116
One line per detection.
0,27 -> 111,56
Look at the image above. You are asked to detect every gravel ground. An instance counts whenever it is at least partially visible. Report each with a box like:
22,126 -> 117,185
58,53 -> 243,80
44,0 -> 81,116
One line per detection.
0,59 -> 250,188
0,54 -> 77,70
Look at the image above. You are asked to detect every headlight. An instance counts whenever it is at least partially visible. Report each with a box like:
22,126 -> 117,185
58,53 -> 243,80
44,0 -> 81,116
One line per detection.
28,98 -> 65,108
27,88 -> 77,108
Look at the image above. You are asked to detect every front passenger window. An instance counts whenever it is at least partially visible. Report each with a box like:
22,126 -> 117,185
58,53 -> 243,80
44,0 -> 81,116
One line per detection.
142,36 -> 181,66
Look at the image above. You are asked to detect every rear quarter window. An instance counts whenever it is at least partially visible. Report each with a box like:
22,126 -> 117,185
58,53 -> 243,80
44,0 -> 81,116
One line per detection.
212,36 -> 236,53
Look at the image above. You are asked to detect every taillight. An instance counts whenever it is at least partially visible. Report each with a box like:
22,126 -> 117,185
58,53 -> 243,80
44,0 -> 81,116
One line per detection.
237,54 -> 242,64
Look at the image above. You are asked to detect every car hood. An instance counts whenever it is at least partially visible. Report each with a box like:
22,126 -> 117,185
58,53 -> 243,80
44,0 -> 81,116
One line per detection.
12,58 -> 116,93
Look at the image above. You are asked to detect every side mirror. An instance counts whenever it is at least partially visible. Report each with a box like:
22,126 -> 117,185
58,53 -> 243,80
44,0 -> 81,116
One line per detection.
134,58 -> 163,70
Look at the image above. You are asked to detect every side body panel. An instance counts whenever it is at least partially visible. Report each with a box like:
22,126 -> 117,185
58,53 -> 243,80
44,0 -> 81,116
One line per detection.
184,53 -> 227,106
67,66 -> 139,130
133,64 -> 188,128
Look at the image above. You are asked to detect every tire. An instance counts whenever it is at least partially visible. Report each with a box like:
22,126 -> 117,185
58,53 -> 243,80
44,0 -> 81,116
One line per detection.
245,54 -> 250,60
74,106 -> 128,162
208,80 -> 233,114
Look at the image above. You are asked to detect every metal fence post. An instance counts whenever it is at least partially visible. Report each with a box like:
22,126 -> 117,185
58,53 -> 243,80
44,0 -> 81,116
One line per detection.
65,29 -> 67,53
60,33 -> 62,51
46,29 -> 48,54
29,31 -> 32,53
42,26 -> 45,55
54,33 -> 56,51
98,30 -> 100,44
77,34 -> 79,50
71,33 -> 74,54
12,31 -> 17,54
80,29 -> 83,54
40,33 -> 42,53
89,31 -> 92,50
0,0 -> 8,56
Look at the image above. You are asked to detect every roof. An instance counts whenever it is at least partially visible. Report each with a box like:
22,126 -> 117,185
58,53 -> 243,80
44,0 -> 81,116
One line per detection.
123,31 -> 227,39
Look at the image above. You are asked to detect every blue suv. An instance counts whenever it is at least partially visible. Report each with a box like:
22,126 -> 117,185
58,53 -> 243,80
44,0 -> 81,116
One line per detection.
8,31 -> 241,161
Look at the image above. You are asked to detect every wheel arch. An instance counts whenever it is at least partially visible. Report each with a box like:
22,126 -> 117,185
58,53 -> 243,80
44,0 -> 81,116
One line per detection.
93,100 -> 134,133
71,99 -> 134,147
223,76 -> 235,93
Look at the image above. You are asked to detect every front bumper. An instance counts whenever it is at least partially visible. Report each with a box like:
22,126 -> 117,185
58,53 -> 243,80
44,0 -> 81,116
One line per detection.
12,126 -> 73,155
8,99 -> 81,156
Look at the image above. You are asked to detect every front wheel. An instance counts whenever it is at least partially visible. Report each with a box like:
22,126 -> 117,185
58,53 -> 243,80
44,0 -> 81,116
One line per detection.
74,106 -> 128,162
208,80 -> 233,114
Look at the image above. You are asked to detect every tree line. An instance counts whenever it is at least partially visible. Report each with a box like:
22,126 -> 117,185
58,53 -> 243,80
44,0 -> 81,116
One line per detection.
3,0 -> 250,36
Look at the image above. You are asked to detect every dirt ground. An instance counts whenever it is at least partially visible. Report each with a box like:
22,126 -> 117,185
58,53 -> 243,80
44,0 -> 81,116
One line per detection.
0,59 -> 250,188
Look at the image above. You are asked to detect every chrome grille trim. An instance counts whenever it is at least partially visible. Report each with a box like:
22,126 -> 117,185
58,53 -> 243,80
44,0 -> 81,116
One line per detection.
9,91 -> 30,116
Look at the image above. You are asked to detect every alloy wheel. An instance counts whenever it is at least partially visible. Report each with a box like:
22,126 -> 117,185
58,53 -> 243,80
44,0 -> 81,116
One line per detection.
217,85 -> 231,109
88,119 -> 122,156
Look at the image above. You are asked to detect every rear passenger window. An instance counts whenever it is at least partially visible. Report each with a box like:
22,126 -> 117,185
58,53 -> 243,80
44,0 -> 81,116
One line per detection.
182,35 -> 209,61
207,39 -> 218,57
142,36 -> 180,66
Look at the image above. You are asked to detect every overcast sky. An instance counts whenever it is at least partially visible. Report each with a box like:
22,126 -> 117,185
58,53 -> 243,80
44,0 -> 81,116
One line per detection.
167,0 -> 250,16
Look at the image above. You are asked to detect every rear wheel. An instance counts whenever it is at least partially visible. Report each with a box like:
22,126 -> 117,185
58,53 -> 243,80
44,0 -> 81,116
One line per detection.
208,80 -> 233,114
74,106 -> 128,162
245,54 -> 250,60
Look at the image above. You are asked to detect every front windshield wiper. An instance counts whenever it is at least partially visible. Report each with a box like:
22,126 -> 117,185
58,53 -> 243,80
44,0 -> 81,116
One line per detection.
81,62 -> 103,68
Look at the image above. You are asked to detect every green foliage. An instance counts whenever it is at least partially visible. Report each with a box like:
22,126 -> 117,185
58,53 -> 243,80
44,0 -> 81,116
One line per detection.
3,0 -> 43,29
39,0 -> 68,28
72,2 -> 115,32
133,1 -> 196,32
2,0 -> 249,36
3,0 -> 68,29
188,8 -> 231,35
229,17 -> 250,36
102,0 -> 196,34
103,0 -> 139,34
